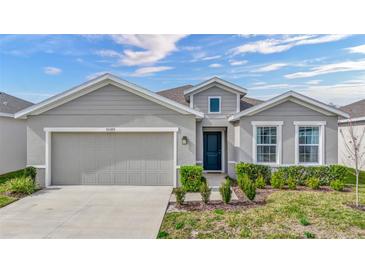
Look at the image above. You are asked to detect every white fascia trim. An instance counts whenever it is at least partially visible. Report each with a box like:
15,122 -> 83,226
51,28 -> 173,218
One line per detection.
294,121 -> 325,165
184,77 -> 247,96
0,112 -> 14,118
208,96 -> 221,114
27,164 -> 46,169
44,127 -> 179,133
339,116 -> 365,123
15,73 -> 204,119
252,121 -> 283,166
228,91 -> 350,121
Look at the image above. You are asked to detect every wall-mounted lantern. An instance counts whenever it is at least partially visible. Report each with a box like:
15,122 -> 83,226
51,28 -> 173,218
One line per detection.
182,136 -> 188,145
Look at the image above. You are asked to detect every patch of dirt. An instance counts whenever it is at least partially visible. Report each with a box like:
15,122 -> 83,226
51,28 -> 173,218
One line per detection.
347,203 -> 365,212
168,200 -> 265,212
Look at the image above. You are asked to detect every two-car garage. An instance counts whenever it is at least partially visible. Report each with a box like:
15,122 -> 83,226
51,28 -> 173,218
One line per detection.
48,129 -> 176,186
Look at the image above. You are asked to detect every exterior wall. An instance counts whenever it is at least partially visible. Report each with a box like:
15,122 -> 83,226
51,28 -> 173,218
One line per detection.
26,84 -> 196,187
338,120 -> 365,170
192,86 -> 238,114
0,116 -> 27,174
238,101 -> 339,165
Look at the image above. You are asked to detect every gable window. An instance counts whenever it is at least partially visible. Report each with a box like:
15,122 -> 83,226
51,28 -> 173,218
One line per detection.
252,121 -> 283,165
208,96 -> 221,113
294,121 -> 325,165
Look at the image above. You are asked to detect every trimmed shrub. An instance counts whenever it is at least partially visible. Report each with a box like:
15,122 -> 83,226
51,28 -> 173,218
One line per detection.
219,179 -> 232,204
306,177 -> 320,190
237,173 -> 251,192
278,166 -> 307,185
235,162 -> 271,184
330,179 -> 345,191
200,181 -> 211,204
287,176 -> 297,190
180,165 -> 203,192
255,175 -> 266,189
174,187 -> 186,206
23,166 -> 37,182
9,177 -> 37,195
244,180 -> 256,201
271,171 -> 285,189
329,165 -> 347,182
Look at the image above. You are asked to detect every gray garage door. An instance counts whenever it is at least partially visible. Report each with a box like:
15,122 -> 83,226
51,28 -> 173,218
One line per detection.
51,132 -> 174,186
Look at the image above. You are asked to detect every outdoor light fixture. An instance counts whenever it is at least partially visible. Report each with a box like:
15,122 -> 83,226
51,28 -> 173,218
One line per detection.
182,136 -> 188,145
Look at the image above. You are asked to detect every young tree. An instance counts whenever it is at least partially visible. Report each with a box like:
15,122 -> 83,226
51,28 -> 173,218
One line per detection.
339,117 -> 365,207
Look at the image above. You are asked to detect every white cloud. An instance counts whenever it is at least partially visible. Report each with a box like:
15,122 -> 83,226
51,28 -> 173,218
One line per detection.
95,49 -> 121,58
251,81 -> 266,86
306,79 -> 322,85
130,66 -> 173,77
181,46 -> 202,51
249,83 -> 292,90
285,60 -> 365,79
253,63 -> 288,72
229,60 -> 248,66
202,55 -> 221,61
86,71 -> 109,80
111,34 -> 187,66
209,63 -> 222,68
43,66 -> 62,75
231,34 -> 349,55
347,44 -> 365,54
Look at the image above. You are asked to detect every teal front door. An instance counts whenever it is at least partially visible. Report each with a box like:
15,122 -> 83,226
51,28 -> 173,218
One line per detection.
203,132 -> 222,170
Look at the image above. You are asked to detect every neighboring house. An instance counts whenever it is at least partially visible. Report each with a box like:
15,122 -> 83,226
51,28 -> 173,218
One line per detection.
0,92 -> 33,174
338,99 -> 365,169
14,74 -> 349,187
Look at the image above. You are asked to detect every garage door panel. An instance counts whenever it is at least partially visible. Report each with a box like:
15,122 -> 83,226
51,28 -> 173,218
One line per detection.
51,132 -> 173,186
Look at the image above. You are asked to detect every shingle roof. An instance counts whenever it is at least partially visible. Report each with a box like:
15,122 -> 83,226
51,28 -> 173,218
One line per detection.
340,99 -> 365,118
157,85 -> 263,110
157,85 -> 193,106
0,92 -> 33,114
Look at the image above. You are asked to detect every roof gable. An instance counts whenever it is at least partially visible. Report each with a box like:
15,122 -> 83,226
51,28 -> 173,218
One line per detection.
183,77 -> 247,98
0,92 -> 33,115
229,91 -> 350,121
340,98 -> 365,118
15,74 -> 204,119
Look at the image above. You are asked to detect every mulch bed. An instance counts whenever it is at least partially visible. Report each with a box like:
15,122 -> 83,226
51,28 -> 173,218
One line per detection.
167,184 -> 345,212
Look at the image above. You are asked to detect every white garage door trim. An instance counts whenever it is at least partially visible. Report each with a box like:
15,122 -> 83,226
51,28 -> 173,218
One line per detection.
44,127 -> 178,188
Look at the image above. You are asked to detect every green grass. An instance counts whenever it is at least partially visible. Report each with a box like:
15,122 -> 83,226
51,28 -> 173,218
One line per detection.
0,195 -> 17,208
160,184 -> 365,239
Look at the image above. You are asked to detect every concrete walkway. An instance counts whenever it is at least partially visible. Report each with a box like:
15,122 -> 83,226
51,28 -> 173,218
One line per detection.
0,186 -> 172,239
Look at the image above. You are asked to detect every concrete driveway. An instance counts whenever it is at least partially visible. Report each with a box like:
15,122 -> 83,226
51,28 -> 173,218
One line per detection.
0,186 -> 172,239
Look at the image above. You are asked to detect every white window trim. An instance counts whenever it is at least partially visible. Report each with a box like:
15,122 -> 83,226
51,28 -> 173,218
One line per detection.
44,127 -> 179,188
294,121 -> 326,165
208,96 -> 221,114
252,121 -> 283,166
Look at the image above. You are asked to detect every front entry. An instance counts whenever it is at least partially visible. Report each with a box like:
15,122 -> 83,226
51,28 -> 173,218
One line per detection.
203,131 -> 222,171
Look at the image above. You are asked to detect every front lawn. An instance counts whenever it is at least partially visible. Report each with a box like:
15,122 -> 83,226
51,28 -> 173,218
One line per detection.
159,167 -> 365,239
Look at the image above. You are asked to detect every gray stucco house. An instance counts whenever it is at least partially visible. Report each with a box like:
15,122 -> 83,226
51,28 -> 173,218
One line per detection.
14,73 -> 349,187
0,92 -> 33,174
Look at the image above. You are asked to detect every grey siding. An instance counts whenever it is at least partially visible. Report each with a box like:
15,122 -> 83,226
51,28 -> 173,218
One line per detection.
0,117 -> 27,174
193,86 -> 237,114
239,101 -> 338,165
45,84 -> 178,115
26,84 -> 196,187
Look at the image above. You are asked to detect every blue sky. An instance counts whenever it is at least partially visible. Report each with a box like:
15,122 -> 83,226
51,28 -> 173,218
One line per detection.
1,34 -> 365,105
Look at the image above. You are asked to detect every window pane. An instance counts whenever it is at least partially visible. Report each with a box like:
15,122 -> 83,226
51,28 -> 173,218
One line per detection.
257,126 -> 277,144
257,145 -> 276,163
299,126 -> 319,144
209,98 -> 220,112
299,145 -> 318,163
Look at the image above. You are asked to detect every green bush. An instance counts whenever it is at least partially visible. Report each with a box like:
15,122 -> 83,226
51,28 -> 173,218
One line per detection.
174,187 -> 186,206
9,177 -> 37,195
329,165 -> 347,182
219,179 -> 232,204
287,176 -> 297,190
330,179 -> 345,191
23,166 -> 37,182
306,177 -> 320,190
179,165 -> 203,192
271,171 -> 285,189
277,166 -> 307,185
237,173 -> 250,192
200,181 -> 211,204
244,180 -> 256,201
235,162 -> 271,184
255,175 -> 266,189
